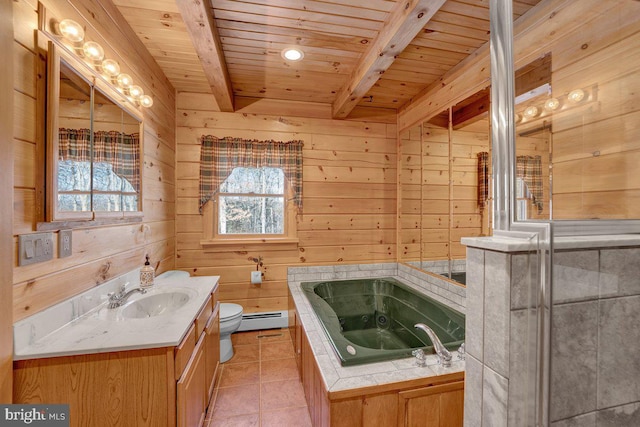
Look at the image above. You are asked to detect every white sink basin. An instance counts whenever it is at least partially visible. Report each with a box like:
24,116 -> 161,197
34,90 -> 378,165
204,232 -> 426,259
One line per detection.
121,289 -> 194,319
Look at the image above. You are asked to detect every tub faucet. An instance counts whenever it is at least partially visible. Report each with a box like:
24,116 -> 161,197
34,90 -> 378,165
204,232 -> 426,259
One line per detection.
108,283 -> 147,309
414,323 -> 452,367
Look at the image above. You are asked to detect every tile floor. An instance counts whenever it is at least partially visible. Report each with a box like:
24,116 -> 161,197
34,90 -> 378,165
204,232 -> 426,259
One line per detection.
206,329 -> 312,427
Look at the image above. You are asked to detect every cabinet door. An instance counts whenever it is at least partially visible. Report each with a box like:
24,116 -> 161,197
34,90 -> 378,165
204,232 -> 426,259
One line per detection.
398,380 -> 464,427
205,302 -> 220,400
177,336 -> 206,427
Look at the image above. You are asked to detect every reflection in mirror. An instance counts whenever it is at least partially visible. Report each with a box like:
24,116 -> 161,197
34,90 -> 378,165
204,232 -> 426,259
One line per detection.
92,89 -> 140,212
514,54 -> 552,221
399,125 -> 422,264
398,88 -> 492,287
421,110 -> 450,266
57,60 -> 92,215
46,41 -> 142,223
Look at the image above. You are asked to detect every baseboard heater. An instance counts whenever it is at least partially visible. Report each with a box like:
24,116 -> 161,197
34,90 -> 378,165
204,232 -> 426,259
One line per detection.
238,310 -> 289,331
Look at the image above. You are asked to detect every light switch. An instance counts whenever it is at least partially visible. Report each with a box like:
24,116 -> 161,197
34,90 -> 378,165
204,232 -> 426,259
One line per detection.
18,232 -> 54,266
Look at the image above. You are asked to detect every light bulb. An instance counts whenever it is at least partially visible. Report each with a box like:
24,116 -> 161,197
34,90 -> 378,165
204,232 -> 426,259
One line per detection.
281,48 -> 304,61
129,85 -> 144,99
523,105 -> 539,119
116,73 -> 133,89
100,59 -> 120,77
82,41 -> 104,62
59,19 -> 84,43
568,89 -> 585,103
139,95 -> 154,108
544,97 -> 560,111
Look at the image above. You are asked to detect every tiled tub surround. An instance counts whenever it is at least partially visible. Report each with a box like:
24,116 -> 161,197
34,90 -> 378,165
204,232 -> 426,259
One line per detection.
14,269 -> 219,360
287,263 -> 466,394
461,234 -> 640,427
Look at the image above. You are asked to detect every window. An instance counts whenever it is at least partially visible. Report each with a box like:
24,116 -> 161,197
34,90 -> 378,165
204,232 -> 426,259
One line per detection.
198,135 -> 303,247
58,160 -> 138,212
218,167 -> 285,235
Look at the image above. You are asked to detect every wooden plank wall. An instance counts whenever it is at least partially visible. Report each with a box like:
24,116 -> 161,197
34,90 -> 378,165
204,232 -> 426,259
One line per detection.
400,0 -> 640,221
399,126 -> 422,262
1,0 -> 14,402
421,123 -> 450,261
399,117 -> 490,265
176,93 -> 397,313
547,2 -> 640,219
12,0 -> 176,322
450,119 -> 490,256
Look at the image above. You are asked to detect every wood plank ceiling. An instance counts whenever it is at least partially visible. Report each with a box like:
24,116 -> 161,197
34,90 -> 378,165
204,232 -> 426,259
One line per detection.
112,0 -> 542,119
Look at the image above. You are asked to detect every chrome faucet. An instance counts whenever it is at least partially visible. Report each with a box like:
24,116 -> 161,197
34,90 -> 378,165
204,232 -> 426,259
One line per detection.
414,323 -> 453,367
108,283 -> 147,309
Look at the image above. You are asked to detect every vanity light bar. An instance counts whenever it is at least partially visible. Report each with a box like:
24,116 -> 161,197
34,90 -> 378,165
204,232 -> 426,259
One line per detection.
516,85 -> 596,124
54,18 -> 154,108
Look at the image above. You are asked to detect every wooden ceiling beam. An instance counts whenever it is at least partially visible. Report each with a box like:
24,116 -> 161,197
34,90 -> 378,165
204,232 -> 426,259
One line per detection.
176,0 -> 234,112
331,0 -> 446,119
452,90 -> 490,129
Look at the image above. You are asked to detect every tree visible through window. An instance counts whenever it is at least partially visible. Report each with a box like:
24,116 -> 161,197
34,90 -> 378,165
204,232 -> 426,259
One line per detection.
58,160 -> 138,212
218,167 -> 285,235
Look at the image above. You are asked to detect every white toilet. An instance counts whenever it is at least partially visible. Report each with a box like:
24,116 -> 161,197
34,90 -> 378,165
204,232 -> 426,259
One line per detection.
219,303 -> 243,363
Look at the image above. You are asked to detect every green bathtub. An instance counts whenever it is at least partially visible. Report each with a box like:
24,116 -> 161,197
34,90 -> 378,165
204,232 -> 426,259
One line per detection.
301,277 -> 465,366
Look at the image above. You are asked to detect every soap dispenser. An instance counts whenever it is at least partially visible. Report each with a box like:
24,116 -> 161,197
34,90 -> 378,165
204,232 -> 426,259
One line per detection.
140,255 -> 155,288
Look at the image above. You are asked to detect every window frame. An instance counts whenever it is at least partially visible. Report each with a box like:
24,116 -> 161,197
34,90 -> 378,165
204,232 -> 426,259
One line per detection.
200,167 -> 298,248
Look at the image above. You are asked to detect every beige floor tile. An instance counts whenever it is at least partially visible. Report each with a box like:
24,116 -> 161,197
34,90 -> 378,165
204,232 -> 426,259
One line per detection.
261,357 -> 299,383
208,413 -> 260,427
219,362 -> 260,388
260,379 -> 307,410
232,331 -> 260,346
226,343 -> 259,364
212,384 -> 260,419
261,407 -> 312,427
260,340 -> 295,361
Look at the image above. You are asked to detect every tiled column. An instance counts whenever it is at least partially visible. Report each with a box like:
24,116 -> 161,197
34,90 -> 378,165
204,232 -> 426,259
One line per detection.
463,237 -> 640,427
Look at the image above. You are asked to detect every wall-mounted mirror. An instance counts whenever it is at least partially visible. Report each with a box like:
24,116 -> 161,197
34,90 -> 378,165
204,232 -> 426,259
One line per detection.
514,54 -> 552,221
45,40 -> 142,224
399,89 -> 492,285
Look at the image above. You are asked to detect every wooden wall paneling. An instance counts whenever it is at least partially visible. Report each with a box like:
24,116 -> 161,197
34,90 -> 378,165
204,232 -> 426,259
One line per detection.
176,99 -> 396,312
398,0 -> 622,131
1,0 -> 14,403
14,238 -> 175,321
13,220 -> 174,284
12,0 -> 177,320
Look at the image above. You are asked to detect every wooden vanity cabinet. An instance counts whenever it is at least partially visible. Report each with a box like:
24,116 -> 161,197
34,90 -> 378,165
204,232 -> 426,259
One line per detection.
177,337 -> 206,427
293,308 -> 465,427
13,285 -> 221,427
204,302 -> 221,400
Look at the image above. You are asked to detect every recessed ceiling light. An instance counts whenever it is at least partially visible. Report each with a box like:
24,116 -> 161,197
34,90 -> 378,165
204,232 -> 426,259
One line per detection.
282,48 -> 304,61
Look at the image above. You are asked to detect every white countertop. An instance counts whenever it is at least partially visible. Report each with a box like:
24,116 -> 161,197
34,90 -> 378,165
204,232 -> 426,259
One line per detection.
14,275 -> 219,361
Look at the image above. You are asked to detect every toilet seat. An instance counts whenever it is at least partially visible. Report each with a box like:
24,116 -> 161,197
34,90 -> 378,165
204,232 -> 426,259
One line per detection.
220,303 -> 243,321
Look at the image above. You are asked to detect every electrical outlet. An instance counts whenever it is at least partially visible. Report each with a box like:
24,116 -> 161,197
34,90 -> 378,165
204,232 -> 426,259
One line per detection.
251,271 -> 262,284
59,229 -> 72,258
18,232 -> 54,266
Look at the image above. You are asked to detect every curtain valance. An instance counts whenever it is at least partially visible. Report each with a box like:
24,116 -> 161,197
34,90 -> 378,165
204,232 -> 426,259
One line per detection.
199,136 -> 304,214
58,128 -> 140,191
516,155 -> 544,213
477,151 -> 490,212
